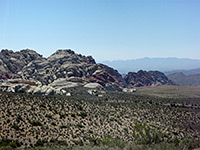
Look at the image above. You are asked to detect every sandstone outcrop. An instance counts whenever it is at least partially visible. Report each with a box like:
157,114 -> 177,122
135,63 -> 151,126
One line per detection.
124,70 -> 176,88
0,49 -> 124,94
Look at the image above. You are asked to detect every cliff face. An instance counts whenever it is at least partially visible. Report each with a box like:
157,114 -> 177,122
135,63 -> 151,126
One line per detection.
0,49 -> 176,95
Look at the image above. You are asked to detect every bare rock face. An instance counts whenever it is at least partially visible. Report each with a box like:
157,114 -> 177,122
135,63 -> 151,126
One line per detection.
0,49 -> 43,75
0,49 -> 124,94
47,49 -> 96,64
97,64 -> 125,87
124,70 -> 176,88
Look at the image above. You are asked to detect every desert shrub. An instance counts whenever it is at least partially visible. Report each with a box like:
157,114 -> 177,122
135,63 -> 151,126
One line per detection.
89,136 -> 100,146
45,114 -> 52,119
12,123 -> 20,130
78,105 -> 83,110
6,119 -> 10,123
8,142 -> 18,148
79,112 -> 87,118
49,139 -> 68,146
35,139 -> 44,147
110,117 -> 122,125
89,136 -> 125,148
0,139 -> 22,148
7,110 -> 11,116
73,140 -> 84,146
59,113 -> 66,119
40,103 -> 46,108
60,125 -> 67,129
0,139 -> 12,147
71,113 -> 76,118
57,140 -> 68,146
100,136 -> 125,148
124,128 -> 128,132
16,115 -> 23,123
51,122 -> 56,126
77,123 -> 84,128
88,129 -> 93,133
132,122 -> 165,145
31,120 -> 42,126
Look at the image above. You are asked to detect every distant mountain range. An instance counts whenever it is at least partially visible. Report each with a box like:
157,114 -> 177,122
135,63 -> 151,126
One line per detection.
165,68 -> 200,76
101,57 -> 200,74
167,72 -> 200,86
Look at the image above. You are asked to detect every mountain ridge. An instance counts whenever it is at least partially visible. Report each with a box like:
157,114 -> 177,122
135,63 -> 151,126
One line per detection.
101,57 -> 200,74
165,68 -> 200,76
168,72 -> 200,86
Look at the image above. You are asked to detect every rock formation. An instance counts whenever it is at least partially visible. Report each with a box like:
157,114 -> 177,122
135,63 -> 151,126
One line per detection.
124,70 -> 175,88
0,49 -> 124,94
0,49 -> 176,95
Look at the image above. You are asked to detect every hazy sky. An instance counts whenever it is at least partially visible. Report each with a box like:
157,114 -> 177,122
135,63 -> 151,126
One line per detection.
0,0 -> 199,61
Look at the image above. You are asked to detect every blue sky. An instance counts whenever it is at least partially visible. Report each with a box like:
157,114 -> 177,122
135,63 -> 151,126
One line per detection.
0,0 -> 199,61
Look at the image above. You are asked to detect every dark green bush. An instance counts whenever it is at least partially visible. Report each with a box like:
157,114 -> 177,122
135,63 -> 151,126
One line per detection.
132,122 -> 165,145
12,123 -> 20,130
16,115 -> 23,123
35,139 -> 44,147
77,123 -> 84,128
0,139 -> 22,148
6,119 -> 10,123
89,136 -> 125,148
89,136 -> 100,146
71,113 -> 76,118
79,112 -> 87,118
31,121 -> 42,126
51,122 -> 56,126
60,125 -> 67,129
101,136 -> 125,148
59,113 -> 65,119
8,142 -> 18,148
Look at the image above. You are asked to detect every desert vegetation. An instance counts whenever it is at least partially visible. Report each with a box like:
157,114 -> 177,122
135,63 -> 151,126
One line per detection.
0,86 -> 200,149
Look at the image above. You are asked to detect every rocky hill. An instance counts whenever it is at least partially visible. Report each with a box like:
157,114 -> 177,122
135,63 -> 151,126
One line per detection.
124,70 -> 175,88
168,72 -> 200,86
0,49 -> 175,95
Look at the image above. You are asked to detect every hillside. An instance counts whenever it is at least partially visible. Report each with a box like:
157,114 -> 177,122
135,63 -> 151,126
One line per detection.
168,72 -> 200,86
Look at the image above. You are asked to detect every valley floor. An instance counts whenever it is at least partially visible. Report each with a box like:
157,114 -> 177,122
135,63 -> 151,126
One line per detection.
0,86 -> 200,149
